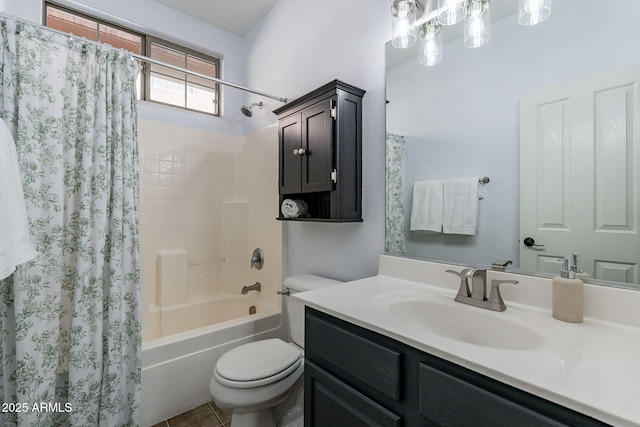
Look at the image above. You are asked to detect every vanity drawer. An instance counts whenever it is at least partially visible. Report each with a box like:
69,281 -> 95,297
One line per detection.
305,361 -> 401,427
419,361 -> 609,427
305,309 -> 401,401
420,363 -> 562,426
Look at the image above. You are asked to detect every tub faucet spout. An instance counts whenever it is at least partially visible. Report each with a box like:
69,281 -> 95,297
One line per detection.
241,282 -> 261,295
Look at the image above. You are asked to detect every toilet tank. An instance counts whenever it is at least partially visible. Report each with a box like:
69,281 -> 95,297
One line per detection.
283,274 -> 342,347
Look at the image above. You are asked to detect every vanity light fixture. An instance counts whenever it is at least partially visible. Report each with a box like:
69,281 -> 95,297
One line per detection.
518,0 -> 552,26
437,0 -> 467,26
391,0 -> 418,49
464,0 -> 490,48
391,0 -> 551,67
419,21 -> 443,66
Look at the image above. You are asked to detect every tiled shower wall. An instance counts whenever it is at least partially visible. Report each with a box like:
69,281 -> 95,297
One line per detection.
245,126 -> 283,299
138,120 -> 282,341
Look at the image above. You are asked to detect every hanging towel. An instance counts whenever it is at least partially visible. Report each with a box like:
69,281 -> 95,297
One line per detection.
443,178 -> 480,235
0,120 -> 37,280
410,180 -> 444,232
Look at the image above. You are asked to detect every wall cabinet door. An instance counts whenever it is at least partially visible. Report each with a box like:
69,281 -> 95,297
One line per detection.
279,99 -> 334,195
279,113 -> 303,194
300,99 -> 334,193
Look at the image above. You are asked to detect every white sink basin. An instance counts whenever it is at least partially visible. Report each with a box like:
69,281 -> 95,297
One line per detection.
374,291 -> 581,352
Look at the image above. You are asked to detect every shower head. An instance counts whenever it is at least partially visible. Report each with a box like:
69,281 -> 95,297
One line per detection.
240,101 -> 263,117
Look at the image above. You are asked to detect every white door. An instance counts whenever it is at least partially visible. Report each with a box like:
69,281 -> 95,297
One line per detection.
520,64 -> 640,284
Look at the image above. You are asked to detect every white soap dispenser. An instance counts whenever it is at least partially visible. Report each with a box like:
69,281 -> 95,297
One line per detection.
552,257 -> 584,323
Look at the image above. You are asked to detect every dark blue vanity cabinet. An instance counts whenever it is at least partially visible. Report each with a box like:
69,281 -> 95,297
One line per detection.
304,307 -> 609,427
274,80 -> 364,222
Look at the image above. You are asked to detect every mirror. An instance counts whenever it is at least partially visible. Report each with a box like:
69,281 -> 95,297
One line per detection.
385,0 -> 640,288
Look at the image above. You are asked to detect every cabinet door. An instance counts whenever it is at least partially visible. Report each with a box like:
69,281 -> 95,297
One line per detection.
301,99 -> 335,193
279,113 -> 302,194
305,361 -> 401,427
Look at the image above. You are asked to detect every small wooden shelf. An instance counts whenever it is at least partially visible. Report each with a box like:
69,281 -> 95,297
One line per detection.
276,217 -> 364,223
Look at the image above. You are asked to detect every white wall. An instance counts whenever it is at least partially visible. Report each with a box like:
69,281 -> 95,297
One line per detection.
6,0 -> 249,135
243,0 -> 390,281
387,0 -> 640,267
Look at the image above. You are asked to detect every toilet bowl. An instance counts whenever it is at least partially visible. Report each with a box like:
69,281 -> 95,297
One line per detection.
209,274 -> 342,427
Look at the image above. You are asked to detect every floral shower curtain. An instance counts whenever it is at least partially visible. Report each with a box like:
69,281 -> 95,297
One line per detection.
0,18 -> 141,426
386,132 -> 406,254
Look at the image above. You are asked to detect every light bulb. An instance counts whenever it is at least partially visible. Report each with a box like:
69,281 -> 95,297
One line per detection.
423,40 -> 440,66
470,16 -> 484,35
419,23 -> 442,67
518,0 -> 551,26
443,0 -> 457,13
395,20 -> 412,47
397,1 -> 412,17
392,0 -> 417,48
437,0 -> 466,26
464,0 -> 490,48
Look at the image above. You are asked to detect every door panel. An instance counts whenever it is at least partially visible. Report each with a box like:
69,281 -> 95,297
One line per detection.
302,100 -> 334,193
537,99 -> 570,230
279,114 -> 302,194
594,85 -> 634,231
520,64 -> 640,283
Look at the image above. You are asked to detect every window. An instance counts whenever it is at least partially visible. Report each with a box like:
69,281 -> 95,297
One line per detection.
147,40 -> 220,115
44,2 -> 221,116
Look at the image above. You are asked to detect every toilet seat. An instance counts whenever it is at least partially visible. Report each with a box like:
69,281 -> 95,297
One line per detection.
214,339 -> 302,389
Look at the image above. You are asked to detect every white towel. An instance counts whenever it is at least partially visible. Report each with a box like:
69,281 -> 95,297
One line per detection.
443,178 -> 479,235
281,199 -> 309,218
410,180 -> 444,233
0,120 -> 37,280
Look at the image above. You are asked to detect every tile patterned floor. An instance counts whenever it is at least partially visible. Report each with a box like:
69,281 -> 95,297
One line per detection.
151,401 -> 232,427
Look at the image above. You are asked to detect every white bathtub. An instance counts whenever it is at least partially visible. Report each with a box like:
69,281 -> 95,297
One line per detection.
155,295 -> 278,337
140,295 -> 282,427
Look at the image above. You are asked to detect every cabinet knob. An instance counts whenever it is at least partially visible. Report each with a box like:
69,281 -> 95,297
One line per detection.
293,148 -> 306,156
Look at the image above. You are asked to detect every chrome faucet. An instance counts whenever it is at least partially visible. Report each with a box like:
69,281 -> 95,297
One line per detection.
446,269 -> 518,312
241,281 -> 261,294
469,269 -> 487,300
491,259 -> 513,271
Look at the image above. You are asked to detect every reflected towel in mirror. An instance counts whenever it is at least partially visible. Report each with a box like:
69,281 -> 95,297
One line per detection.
410,180 -> 444,233
443,178 -> 479,235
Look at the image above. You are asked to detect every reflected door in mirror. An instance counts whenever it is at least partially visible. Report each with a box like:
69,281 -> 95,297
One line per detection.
520,64 -> 640,284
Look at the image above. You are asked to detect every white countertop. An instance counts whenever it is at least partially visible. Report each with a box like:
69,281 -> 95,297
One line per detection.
294,255 -> 640,426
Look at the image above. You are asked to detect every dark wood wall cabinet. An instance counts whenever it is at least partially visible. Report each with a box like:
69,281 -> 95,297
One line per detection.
305,307 -> 610,427
273,80 -> 365,222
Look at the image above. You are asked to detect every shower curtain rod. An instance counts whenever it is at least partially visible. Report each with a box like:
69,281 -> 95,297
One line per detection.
130,52 -> 289,103
0,13 -> 289,103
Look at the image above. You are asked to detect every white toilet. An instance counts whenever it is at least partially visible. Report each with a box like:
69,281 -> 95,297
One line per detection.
210,274 -> 342,427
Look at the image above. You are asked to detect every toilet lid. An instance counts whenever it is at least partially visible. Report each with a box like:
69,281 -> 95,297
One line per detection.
215,338 -> 302,388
